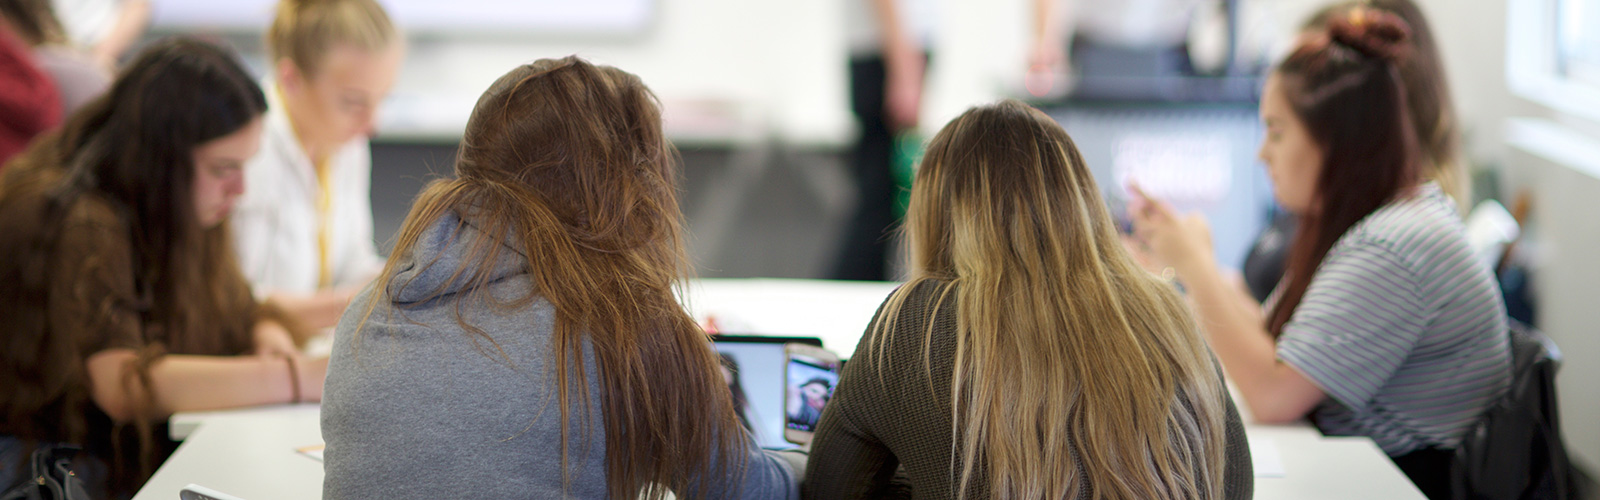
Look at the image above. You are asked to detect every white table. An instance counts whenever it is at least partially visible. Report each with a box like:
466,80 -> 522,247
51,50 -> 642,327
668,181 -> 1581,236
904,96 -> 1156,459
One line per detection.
136,278 -> 1425,500
139,406 -> 1424,500
135,405 -> 323,500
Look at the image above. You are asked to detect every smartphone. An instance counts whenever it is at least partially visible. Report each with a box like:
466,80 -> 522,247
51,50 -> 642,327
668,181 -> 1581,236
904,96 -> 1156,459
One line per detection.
783,343 -> 841,445
179,484 -> 247,500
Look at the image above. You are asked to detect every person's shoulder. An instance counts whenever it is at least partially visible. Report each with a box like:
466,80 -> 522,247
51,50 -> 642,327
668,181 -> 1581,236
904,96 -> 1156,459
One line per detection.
243,120 -> 294,172
335,133 -> 373,169
868,278 -> 958,358
63,190 -> 120,224
0,166 -> 122,248
884,279 -> 955,324
1342,184 -> 1462,256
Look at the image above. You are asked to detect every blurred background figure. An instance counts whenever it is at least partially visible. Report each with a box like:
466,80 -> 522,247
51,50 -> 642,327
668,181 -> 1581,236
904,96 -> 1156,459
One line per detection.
1027,0 -> 1249,102
830,0 -> 935,281
49,0 -> 146,70
0,22 -> 57,166
0,0 -> 110,116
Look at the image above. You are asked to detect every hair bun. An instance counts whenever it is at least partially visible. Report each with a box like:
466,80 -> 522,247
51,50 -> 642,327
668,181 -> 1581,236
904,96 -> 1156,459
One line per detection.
1327,7 -> 1412,63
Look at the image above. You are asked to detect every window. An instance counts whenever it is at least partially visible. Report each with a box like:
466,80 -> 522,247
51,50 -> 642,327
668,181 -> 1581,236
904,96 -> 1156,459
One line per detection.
1557,0 -> 1600,86
1508,0 -> 1600,123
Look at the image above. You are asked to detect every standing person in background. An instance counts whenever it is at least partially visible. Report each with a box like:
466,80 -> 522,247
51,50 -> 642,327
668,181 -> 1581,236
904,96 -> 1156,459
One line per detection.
805,100 -> 1251,499
232,0 -> 402,333
321,56 -> 800,500
0,0 -> 110,116
48,0 -> 146,70
0,23 -> 57,166
1131,9 -> 1509,498
0,38 -> 325,498
830,0 -> 934,281
1029,0 -> 1208,73
1240,0 -> 1465,302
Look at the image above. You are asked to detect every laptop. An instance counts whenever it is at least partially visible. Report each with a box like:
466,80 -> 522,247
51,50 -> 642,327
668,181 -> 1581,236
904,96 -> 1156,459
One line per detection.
711,335 -> 823,450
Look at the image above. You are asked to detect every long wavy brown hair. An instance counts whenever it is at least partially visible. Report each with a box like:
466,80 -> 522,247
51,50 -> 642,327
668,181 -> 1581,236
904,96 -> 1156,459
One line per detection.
360,56 -> 748,499
872,99 -> 1230,499
0,38 -> 272,494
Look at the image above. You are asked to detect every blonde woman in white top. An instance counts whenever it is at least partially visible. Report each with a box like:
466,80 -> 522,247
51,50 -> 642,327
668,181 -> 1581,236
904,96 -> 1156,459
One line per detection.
232,0 -> 403,330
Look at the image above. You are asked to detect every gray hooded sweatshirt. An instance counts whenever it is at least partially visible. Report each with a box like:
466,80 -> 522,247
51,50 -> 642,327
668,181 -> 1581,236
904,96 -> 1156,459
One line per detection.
321,209 -> 800,499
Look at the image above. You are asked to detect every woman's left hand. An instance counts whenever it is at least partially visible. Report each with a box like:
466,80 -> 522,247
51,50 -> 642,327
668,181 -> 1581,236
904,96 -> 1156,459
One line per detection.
1129,185 -> 1216,274
252,321 -> 300,358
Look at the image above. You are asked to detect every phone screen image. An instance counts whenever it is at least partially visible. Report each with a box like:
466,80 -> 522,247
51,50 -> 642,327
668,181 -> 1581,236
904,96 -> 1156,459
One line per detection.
784,354 -> 839,433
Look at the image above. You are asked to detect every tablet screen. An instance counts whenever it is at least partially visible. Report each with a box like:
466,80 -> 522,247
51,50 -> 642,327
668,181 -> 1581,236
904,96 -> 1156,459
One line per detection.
712,338 -> 794,449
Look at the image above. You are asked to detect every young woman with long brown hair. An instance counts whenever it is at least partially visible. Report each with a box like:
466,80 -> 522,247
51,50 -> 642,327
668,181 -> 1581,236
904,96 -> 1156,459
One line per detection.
1241,0 -> 1466,302
803,99 -> 1252,499
1132,9 -> 1510,498
0,38 -> 325,498
320,56 -> 799,499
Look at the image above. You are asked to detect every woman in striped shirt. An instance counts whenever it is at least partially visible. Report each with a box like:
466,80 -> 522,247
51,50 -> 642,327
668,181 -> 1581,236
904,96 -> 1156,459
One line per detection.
1131,8 -> 1510,499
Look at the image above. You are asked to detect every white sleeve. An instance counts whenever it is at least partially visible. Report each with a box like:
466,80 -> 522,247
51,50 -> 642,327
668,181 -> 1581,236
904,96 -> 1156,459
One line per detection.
231,157 -> 282,300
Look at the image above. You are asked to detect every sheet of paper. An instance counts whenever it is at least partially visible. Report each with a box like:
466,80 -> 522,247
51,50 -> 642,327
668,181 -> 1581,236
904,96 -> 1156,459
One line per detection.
1250,437 -> 1286,478
297,444 -> 325,463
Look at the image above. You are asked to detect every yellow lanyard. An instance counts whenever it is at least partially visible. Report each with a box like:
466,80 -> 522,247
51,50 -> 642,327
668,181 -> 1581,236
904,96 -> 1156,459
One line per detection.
277,85 -> 335,289
316,158 -> 333,289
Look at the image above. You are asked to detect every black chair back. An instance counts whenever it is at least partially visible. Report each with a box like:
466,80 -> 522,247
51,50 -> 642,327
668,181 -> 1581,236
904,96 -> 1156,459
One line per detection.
1450,321 -> 1575,499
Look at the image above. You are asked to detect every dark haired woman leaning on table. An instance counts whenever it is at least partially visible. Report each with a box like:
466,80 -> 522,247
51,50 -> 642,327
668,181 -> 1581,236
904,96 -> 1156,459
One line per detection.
0,38 -> 325,498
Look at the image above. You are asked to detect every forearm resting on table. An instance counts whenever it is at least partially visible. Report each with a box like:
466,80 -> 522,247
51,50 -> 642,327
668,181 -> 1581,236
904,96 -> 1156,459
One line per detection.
268,288 -> 358,332
85,350 -> 327,422
1179,260 -> 1324,424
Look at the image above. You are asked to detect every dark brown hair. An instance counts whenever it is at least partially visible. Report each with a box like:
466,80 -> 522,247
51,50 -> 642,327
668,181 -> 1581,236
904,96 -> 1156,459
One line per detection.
362,56 -> 748,499
0,0 -> 66,46
1267,8 -> 1423,337
0,38 -> 270,494
1306,0 -> 1463,205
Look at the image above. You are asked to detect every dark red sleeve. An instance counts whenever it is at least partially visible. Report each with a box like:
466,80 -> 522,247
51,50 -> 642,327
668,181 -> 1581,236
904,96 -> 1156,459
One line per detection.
0,27 -> 62,167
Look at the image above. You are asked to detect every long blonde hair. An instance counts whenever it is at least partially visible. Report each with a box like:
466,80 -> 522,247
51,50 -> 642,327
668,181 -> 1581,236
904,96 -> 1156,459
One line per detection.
359,57 -> 747,500
872,100 -> 1230,499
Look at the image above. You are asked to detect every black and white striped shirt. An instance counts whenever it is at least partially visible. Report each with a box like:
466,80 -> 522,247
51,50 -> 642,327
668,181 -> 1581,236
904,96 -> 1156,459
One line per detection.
1274,183 -> 1511,456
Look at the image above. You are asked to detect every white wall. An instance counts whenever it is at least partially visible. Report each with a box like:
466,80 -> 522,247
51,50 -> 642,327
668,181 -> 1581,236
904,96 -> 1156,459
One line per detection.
1417,0 -> 1600,473
336,0 -> 854,145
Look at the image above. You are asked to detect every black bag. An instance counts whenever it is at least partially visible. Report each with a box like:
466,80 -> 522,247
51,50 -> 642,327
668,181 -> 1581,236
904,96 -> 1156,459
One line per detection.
0,445 -> 90,500
1449,321 -> 1577,500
